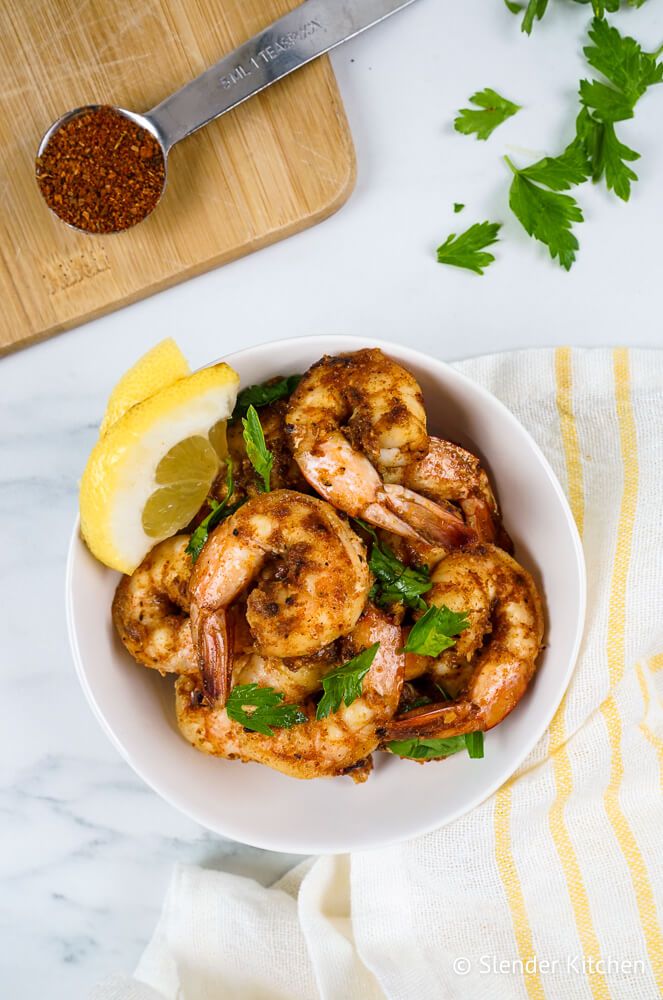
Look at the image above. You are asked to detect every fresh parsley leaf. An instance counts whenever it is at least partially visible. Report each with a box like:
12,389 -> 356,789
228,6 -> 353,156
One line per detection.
242,405 -> 273,492
226,684 -> 307,736
316,643 -> 380,720
404,605 -> 470,657
506,156 -> 583,270
465,731 -> 485,759
436,221 -> 502,275
370,546 -> 432,608
517,139 -> 590,191
515,0 -> 638,36
453,202 -> 465,213
522,0 -> 549,35
574,19 -> 661,201
233,374 -> 302,419
387,735 -> 468,760
579,78 -> 635,122
387,732 -> 485,760
580,0 -> 622,17
575,107 -> 639,200
583,16 -> 663,105
186,458 -> 236,562
355,520 -> 432,609
454,88 -> 521,141
516,0 -> 634,35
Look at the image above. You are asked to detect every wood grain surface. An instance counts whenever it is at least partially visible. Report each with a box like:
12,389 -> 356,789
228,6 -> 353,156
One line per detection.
0,0 -> 355,353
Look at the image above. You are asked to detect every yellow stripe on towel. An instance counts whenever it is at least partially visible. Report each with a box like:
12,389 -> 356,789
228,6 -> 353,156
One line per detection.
494,786 -> 546,1000
602,349 -> 663,991
549,347 -> 609,1000
649,653 -> 663,673
635,662 -> 663,758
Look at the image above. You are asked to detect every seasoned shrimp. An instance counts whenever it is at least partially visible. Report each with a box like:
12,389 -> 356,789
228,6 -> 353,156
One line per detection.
112,535 -> 196,675
233,644 -> 339,703
189,490 -> 372,704
286,349 -> 473,547
386,438 -> 511,548
385,545 -> 544,739
176,605 -> 404,781
403,547 -> 494,686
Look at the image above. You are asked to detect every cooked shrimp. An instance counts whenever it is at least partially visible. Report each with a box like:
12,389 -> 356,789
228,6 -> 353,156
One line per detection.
385,545 -> 544,739
403,546 -> 494,686
286,349 -> 473,547
188,490 -> 372,705
176,605 -> 404,781
112,535 -> 197,675
233,644 -> 338,703
385,438 -> 511,548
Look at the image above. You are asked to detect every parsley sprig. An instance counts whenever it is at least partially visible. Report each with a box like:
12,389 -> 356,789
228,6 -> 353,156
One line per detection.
242,405 -> 274,492
186,458 -> 238,562
507,1 -> 648,37
453,13 -> 661,268
511,16 -> 662,242
404,605 -> 470,657
355,521 -> 469,659
316,643 -> 380,720
506,153 -> 585,271
226,684 -> 307,736
387,732 -> 485,760
232,374 -> 301,419
576,18 -> 663,200
454,88 -> 521,141
436,221 -> 502,275
355,520 -> 432,609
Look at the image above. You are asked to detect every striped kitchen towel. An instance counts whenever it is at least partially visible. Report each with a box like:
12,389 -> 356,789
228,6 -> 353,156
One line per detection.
93,348 -> 663,1000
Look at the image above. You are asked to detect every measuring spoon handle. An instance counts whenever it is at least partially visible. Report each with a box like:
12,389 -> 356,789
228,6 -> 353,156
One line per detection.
147,0 -> 417,151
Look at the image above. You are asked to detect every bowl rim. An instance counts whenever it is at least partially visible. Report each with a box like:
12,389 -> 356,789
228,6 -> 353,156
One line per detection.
65,334 -> 587,854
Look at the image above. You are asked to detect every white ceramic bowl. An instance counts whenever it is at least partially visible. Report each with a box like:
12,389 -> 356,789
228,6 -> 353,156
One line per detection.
66,335 -> 585,854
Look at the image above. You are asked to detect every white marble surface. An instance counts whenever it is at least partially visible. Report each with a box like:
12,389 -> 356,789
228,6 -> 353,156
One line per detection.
2,1 -> 663,996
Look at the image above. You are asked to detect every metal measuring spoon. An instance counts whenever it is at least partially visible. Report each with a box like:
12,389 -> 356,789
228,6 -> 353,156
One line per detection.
36,0 -> 419,233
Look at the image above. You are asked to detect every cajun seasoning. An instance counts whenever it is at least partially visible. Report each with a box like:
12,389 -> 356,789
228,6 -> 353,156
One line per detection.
35,106 -> 165,234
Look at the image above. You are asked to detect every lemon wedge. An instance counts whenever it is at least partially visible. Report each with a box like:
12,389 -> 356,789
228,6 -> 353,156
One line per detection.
80,362 -> 240,574
99,338 -> 190,436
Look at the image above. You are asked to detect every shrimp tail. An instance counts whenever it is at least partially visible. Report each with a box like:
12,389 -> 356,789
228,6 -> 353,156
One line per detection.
460,495 -> 514,552
383,700 -> 481,740
362,501 -> 426,541
383,484 -> 476,548
192,606 -> 233,706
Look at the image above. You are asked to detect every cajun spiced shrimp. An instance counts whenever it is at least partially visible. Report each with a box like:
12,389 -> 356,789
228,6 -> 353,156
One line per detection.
112,540 -> 334,699
188,490 -> 371,705
112,535 -> 197,675
385,438 -> 511,548
233,643 -> 340,703
176,605 -> 404,781
386,545 -> 544,740
286,349 -> 473,547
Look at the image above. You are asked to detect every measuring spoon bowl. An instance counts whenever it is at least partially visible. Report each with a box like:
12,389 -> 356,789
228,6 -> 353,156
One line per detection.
36,0 -> 418,233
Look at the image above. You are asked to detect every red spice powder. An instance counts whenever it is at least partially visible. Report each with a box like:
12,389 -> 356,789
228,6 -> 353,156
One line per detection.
35,106 -> 165,234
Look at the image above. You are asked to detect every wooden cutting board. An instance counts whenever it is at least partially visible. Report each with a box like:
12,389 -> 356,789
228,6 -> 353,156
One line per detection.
0,0 -> 355,354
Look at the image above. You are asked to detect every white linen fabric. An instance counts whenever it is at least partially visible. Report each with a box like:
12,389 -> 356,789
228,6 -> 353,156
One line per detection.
91,348 -> 663,1000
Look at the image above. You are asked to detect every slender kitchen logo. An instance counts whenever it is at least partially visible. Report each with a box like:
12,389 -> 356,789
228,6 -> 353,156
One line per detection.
219,20 -> 324,89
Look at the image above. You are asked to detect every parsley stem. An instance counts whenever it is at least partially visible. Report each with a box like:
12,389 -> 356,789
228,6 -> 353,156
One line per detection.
504,154 -> 519,176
